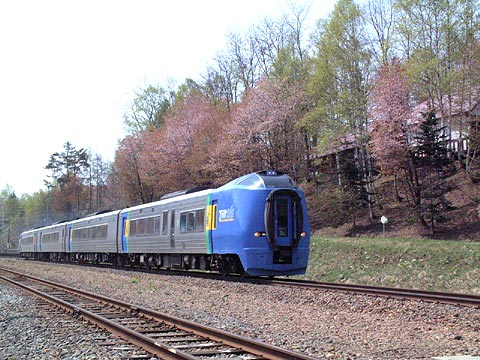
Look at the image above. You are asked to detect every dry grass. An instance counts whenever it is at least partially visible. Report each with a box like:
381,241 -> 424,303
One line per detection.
301,236 -> 480,295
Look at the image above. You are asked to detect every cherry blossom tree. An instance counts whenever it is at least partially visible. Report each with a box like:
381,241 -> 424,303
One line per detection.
158,92 -> 227,191
113,134 -> 158,204
369,60 -> 428,226
208,77 -> 308,184
369,61 -> 413,175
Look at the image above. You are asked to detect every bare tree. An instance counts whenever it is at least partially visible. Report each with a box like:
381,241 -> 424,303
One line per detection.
364,0 -> 399,65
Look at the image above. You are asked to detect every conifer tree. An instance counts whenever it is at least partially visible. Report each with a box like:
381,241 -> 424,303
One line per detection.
414,111 -> 455,234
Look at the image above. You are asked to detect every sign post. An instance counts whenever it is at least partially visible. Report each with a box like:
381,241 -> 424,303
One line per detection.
380,216 -> 388,237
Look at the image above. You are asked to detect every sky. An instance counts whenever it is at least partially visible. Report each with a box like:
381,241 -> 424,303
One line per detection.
0,0 -> 336,195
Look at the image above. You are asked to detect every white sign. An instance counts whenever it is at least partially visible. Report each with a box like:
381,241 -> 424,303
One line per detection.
380,216 -> 388,224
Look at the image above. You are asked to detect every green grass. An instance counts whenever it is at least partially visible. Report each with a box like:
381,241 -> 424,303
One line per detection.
300,236 -> 480,295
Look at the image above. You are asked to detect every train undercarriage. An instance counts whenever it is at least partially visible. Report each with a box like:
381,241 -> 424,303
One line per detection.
20,251 -> 245,276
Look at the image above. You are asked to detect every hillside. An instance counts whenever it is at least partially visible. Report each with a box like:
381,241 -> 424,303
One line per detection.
315,164 -> 480,241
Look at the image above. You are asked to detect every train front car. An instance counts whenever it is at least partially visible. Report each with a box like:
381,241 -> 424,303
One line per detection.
210,171 -> 310,277
19,229 -> 38,259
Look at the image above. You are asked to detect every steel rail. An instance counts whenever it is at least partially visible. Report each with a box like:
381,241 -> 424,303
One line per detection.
0,267 -> 316,360
263,278 -> 480,307
4,259 -> 479,307
0,275 -> 199,360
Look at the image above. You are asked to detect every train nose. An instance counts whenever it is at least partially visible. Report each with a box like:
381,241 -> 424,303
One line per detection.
264,189 -> 305,249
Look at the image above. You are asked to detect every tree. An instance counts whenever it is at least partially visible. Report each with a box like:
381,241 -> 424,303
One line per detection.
158,92 -> 226,190
302,0 -> 375,217
45,142 -> 90,219
45,142 -> 89,188
202,6 -> 310,108
395,0 -> 480,188
369,60 -> 431,226
114,134 -> 157,205
456,1 -> 480,179
87,153 -> 111,211
415,111 -> 455,234
0,187 -> 22,250
370,61 -> 413,198
396,0 -> 478,140
123,83 -> 175,133
21,190 -> 53,228
208,77 -> 308,184
364,0 -> 399,65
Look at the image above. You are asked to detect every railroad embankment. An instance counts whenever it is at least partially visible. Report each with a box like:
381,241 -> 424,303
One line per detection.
303,236 -> 480,295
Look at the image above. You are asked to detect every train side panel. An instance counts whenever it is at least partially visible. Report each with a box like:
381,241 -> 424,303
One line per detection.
37,223 -> 67,253
117,191 -> 210,254
67,211 -> 120,253
19,229 -> 37,255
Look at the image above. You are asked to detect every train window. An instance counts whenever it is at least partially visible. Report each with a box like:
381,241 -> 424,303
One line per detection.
196,209 -> 205,231
101,225 -> 108,238
180,213 -> 188,232
154,216 -> 161,235
94,226 -> 99,239
72,224 -> 108,241
22,236 -> 34,245
42,232 -> 60,243
130,216 -> 162,237
162,211 -> 168,235
146,217 -> 155,234
261,174 -> 295,188
187,212 -> 195,231
130,220 -> 137,236
238,173 -> 295,189
137,218 -> 146,235
238,174 -> 264,188
180,209 -> 205,233
276,198 -> 289,237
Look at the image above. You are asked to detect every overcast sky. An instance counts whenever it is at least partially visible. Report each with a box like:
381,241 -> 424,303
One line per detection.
0,0 -> 336,195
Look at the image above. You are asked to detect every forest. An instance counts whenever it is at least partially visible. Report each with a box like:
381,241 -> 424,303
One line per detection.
1,0 -> 480,250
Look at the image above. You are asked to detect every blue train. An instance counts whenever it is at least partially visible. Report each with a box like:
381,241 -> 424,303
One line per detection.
19,171 -> 310,276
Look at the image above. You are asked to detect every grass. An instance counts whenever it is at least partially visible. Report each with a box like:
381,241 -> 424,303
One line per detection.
300,236 -> 480,295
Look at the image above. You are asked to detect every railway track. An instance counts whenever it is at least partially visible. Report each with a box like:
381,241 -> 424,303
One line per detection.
261,278 -> 480,307
0,267 -> 316,360
3,258 -> 479,307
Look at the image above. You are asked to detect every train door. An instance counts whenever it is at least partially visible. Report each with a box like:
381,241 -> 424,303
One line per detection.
61,227 -> 66,252
170,210 -> 175,249
121,213 -> 129,253
265,189 -> 304,264
38,231 -> 42,252
273,196 -> 293,247
67,224 -> 73,252
206,199 -> 217,254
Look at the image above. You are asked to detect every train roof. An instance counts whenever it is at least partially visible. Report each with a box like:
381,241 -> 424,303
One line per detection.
120,188 -> 213,213
160,186 -> 211,200
67,209 -> 121,225
218,170 -> 297,190
19,172 -> 297,237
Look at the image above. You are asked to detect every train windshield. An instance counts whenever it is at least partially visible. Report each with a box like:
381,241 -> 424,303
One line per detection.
237,172 -> 295,189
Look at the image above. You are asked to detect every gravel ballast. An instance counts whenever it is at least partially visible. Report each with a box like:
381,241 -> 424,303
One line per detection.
0,285 -> 154,359
1,258 -> 479,359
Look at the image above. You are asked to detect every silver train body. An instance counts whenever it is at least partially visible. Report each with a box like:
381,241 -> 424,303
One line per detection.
19,171 -> 311,276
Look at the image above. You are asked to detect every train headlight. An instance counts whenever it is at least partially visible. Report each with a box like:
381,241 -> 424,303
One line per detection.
300,231 -> 307,237
254,231 -> 266,237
